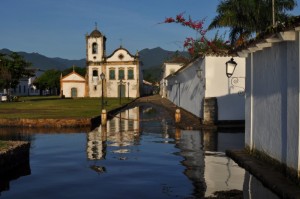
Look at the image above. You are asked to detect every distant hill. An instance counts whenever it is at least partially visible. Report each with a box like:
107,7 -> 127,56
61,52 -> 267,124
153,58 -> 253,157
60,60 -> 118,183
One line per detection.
0,48 -> 85,71
139,47 -> 175,69
0,47 -> 188,82
139,47 -> 189,82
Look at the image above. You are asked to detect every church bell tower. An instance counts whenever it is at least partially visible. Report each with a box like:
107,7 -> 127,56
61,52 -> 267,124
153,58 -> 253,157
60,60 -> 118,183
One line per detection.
86,24 -> 106,63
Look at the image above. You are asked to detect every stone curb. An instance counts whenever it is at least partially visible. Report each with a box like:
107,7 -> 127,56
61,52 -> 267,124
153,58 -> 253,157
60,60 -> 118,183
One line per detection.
0,141 -> 30,176
226,149 -> 300,199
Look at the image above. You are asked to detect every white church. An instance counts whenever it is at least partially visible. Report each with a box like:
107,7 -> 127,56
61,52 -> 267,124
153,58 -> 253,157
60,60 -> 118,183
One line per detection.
61,26 -> 142,98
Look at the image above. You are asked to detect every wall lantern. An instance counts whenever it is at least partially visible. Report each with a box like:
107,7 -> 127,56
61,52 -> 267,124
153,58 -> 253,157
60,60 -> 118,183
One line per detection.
225,58 -> 237,78
196,68 -> 203,81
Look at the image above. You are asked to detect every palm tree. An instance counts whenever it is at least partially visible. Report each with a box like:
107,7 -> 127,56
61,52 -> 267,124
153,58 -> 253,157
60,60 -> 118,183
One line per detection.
208,0 -> 297,46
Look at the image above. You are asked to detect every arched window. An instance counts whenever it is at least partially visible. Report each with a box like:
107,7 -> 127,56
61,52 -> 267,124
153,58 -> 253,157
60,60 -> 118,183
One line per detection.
92,42 -> 98,54
93,69 -> 98,77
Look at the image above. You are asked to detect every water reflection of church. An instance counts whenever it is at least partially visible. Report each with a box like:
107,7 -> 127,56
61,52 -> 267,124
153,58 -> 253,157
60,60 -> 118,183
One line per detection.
87,107 -> 140,160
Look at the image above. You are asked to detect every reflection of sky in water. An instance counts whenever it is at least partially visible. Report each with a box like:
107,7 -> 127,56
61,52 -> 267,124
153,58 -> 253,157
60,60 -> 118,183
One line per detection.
0,105 -> 280,198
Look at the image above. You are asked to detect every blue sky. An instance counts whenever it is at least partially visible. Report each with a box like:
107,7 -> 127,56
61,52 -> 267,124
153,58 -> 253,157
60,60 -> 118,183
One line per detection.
0,0 -> 299,60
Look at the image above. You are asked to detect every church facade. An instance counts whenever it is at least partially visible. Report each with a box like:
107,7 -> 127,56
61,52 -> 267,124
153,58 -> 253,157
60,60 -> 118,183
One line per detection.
85,27 -> 141,98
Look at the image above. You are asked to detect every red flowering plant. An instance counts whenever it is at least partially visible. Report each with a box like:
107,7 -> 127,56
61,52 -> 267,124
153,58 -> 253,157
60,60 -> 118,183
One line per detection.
163,13 -> 230,59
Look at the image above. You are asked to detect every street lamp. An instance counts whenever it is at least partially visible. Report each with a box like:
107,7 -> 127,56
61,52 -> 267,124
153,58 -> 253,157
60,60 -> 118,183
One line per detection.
127,82 -> 130,100
100,72 -> 105,109
119,78 -> 123,105
225,58 -> 237,78
196,67 -> 203,81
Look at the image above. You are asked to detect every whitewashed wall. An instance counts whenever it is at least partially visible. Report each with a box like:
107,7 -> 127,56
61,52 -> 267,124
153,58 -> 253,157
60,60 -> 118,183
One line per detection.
105,64 -> 138,98
13,77 -> 40,96
62,82 -> 85,97
88,66 -> 103,97
88,48 -> 140,98
166,56 -> 245,121
245,34 -> 300,173
167,58 -> 205,118
160,63 -> 184,98
61,73 -> 86,97
205,56 -> 245,120
87,36 -> 104,62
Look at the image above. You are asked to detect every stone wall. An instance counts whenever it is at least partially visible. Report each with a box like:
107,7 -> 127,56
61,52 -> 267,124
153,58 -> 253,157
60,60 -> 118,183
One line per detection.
203,97 -> 218,125
0,118 -> 92,128
0,141 -> 30,181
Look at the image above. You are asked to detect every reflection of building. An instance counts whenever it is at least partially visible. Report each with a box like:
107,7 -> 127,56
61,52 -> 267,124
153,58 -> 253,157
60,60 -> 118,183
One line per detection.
87,107 -> 140,160
175,129 -> 245,198
204,154 -> 244,197
243,172 -> 279,199
176,130 -> 206,198
87,126 -> 107,160
204,130 -> 245,197
107,107 -> 140,148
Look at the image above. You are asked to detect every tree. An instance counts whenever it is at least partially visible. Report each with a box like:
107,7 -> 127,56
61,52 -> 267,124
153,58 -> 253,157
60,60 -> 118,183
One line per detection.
34,69 -> 61,95
163,13 -> 230,59
0,52 -> 33,92
62,66 -> 86,77
208,0 -> 297,46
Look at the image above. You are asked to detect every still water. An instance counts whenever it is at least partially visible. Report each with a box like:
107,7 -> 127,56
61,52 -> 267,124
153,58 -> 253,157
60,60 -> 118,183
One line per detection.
0,105 -> 279,198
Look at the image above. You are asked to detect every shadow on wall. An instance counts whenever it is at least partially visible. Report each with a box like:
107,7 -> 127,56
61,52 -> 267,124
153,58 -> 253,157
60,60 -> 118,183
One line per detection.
216,93 -> 245,121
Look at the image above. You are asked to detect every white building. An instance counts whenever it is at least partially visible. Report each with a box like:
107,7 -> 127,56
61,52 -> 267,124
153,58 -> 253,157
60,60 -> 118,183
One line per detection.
236,19 -> 300,180
60,70 -> 86,98
160,61 -> 185,98
86,27 -> 141,98
165,55 -> 245,124
10,76 -> 40,96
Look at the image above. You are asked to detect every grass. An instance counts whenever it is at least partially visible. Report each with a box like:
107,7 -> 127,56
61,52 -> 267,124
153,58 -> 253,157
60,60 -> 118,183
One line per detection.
0,141 -> 8,150
0,96 -> 133,119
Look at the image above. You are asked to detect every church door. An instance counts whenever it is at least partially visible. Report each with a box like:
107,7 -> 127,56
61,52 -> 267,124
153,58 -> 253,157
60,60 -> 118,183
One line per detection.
118,85 -> 125,98
71,88 -> 77,98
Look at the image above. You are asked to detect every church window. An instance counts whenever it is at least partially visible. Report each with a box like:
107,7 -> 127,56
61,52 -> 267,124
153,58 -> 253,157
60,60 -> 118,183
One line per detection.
119,68 -> 125,80
92,42 -> 98,54
109,68 -> 115,80
19,85 -> 21,93
118,53 -> 124,60
128,68 -> 134,80
23,85 -> 26,93
93,69 -> 98,77
94,85 -> 97,91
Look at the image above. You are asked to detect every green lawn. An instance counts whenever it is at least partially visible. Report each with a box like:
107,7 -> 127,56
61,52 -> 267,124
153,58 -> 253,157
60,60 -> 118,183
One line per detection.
0,141 -> 8,150
0,96 -> 133,119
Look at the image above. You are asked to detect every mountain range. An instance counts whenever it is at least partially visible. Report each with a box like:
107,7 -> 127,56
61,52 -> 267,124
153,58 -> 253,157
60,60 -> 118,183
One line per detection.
0,47 -> 188,81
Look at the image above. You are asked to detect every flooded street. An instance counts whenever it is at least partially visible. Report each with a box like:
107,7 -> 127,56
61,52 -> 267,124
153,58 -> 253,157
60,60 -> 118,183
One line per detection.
0,105 -> 279,198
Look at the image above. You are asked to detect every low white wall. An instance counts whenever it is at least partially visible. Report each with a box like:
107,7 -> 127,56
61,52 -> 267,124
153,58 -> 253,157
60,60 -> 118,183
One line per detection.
62,82 -> 85,97
205,56 -> 245,121
167,58 -> 205,118
166,56 -> 245,121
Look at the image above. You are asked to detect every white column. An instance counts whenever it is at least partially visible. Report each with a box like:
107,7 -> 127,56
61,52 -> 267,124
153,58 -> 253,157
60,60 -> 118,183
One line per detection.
250,52 -> 254,151
298,32 -> 300,175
